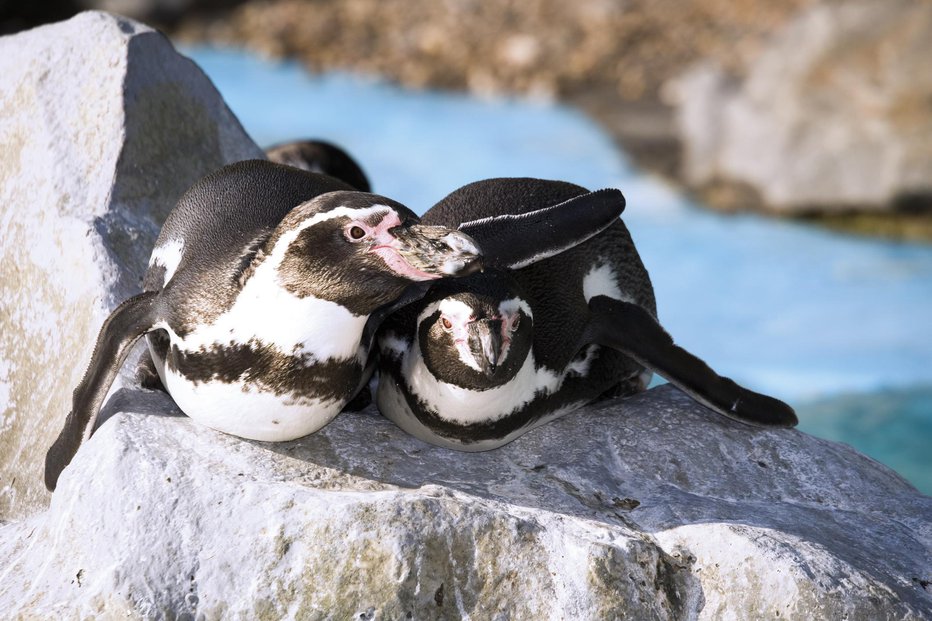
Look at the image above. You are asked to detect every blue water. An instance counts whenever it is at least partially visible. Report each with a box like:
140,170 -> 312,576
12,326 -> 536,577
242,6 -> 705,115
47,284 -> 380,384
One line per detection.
184,47 -> 932,494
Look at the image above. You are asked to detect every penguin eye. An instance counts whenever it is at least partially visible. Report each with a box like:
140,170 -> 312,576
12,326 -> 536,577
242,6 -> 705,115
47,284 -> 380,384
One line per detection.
440,316 -> 453,331
511,314 -> 520,330
347,225 -> 367,241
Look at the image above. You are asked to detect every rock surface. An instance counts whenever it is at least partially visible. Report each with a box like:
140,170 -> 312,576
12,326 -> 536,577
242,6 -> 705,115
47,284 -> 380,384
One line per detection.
0,11 -> 264,521
174,0 -> 812,102
669,0 -> 932,212
1,385 -> 929,619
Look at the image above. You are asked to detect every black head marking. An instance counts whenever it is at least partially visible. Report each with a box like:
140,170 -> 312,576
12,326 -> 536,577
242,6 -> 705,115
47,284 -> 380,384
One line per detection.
418,271 -> 533,390
146,160 -> 359,334
275,192 -> 424,315
265,139 -> 371,192
274,191 -> 482,315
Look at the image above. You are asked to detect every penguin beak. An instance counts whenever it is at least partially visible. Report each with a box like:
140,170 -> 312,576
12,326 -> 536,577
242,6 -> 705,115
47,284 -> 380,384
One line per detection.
378,224 -> 484,279
471,319 -> 504,378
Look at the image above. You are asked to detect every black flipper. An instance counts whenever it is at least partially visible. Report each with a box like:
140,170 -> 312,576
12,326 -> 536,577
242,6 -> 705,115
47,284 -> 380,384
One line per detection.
361,281 -> 434,354
458,188 -> 626,269
584,296 -> 797,427
45,291 -> 160,491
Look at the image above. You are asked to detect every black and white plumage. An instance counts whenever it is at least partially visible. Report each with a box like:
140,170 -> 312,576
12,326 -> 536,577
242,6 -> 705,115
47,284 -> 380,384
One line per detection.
44,160 -> 479,491
265,139 -> 371,192
45,163 -> 627,490
376,178 -> 798,451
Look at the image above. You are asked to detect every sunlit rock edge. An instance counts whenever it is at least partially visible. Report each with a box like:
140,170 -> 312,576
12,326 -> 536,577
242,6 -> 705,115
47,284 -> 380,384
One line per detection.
0,10 -> 263,521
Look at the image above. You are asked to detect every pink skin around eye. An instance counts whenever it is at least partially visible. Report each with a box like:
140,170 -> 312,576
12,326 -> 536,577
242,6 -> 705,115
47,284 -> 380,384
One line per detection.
501,314 -> 516,357
451,313 -> 516,362
364,211 -> 442,281
443,315 -> 471,346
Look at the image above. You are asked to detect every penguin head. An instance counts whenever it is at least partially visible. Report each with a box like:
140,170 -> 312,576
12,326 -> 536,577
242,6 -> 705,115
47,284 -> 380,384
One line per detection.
267,191 -> 482,315
265,139 -> 372,192
417,271 -> 533,389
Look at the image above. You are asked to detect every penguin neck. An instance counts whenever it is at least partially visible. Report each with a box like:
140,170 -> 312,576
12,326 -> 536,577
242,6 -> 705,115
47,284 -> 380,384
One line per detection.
174,258 -> 370,363
402,337 -> 538,424
249,260 -> 371,361
399,338 -> 602,426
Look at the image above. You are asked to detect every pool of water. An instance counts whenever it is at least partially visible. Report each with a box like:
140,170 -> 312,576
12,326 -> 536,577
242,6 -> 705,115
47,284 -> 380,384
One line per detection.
184,47 -> 932,494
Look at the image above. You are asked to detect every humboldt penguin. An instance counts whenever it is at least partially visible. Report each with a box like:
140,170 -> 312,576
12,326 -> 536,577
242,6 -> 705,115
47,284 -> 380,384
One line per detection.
376,178 -> 798,450
45,164 -> 627,489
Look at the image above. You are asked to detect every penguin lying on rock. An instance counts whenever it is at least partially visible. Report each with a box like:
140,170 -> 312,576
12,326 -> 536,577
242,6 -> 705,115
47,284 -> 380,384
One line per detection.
376,177 -> 798,451
45,162 -> 627,490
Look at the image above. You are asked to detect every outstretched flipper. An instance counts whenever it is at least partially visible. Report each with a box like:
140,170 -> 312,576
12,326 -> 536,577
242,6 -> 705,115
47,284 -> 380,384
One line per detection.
584,296 -> 797,427
364,190 -> 626,349
458,188 -> 626,269
45,291 -> 160,491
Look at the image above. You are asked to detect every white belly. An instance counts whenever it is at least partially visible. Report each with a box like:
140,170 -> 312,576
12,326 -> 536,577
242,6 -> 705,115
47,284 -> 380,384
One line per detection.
163,366 -> 343,441
376,371 -> 589,451
148,336 -> 347,442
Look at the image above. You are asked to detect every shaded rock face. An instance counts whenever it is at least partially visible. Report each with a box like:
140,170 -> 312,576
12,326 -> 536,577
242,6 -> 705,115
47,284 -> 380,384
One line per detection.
0,11 -> 264,521
669,0 -> 932,213
0,386 -> 929,618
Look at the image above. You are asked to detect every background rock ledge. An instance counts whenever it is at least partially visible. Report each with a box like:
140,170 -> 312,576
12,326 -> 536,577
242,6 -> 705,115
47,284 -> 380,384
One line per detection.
1,385 -> 929,619
669,0 -> 932,214
0,11 -> 264,521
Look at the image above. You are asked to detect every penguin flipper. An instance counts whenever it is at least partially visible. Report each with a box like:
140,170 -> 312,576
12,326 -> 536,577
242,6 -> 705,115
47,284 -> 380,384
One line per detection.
583,296 -> 797,427
45,291 -> 160,491
458,188 -> 626,269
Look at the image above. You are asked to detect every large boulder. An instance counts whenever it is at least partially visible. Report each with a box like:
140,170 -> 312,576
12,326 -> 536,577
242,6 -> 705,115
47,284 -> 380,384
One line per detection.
0,385 -> 929,618
0,11 -> 264,521
668,0 -> 932,213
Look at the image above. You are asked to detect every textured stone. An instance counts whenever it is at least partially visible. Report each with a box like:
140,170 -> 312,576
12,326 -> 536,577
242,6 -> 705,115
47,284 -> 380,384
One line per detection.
0,385 -> 928,618
668,0 -> 932,212
173,0 -> 813,102
0,11 -> 263,521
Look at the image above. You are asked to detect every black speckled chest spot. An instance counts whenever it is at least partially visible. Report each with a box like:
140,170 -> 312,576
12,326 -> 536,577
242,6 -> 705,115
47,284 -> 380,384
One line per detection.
167,340 -> 363,403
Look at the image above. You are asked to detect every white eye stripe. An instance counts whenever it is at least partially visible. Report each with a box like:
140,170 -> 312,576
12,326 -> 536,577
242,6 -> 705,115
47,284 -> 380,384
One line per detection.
498,297 -> 532,319
419,297 -> 532,334
418,299 -> 474,327
149,238 -> 185,286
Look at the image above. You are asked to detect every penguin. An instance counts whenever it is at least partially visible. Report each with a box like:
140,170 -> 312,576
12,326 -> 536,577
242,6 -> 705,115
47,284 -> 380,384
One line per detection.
45,163 -> 628,490
265,139 -> 371,191
376,178 -> 798,451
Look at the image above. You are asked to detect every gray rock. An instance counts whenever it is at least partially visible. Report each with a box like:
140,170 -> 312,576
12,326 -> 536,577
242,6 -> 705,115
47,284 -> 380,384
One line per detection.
0,11 -> 263,521
668,0 -> 932,212
1,385 -> 928,619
